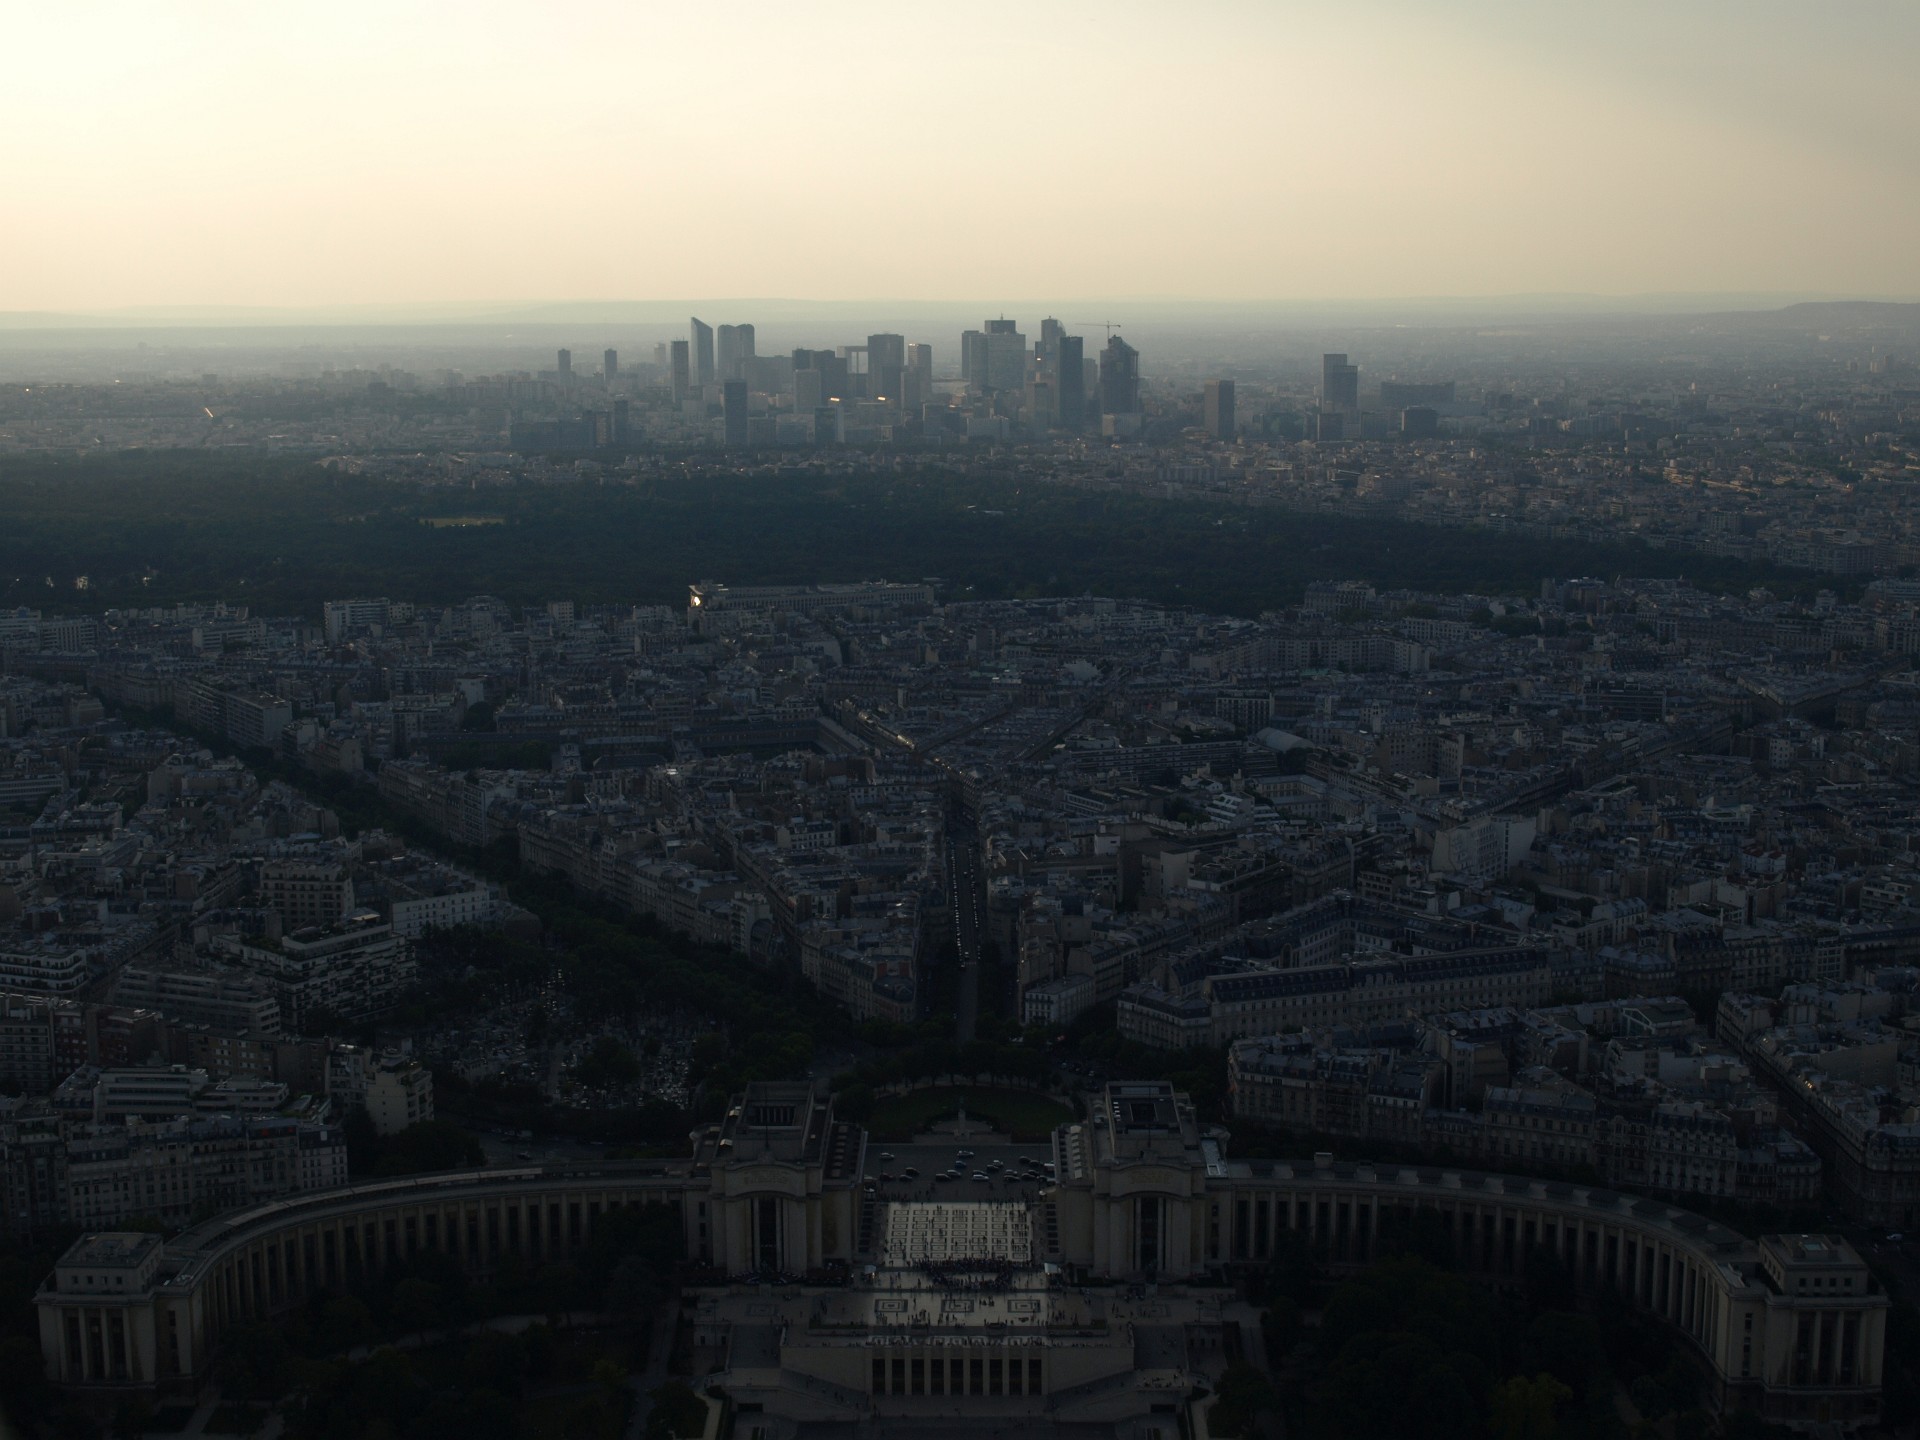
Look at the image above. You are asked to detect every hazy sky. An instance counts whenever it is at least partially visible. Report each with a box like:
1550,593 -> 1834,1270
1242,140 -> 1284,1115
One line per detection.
7,0 -> 1917,312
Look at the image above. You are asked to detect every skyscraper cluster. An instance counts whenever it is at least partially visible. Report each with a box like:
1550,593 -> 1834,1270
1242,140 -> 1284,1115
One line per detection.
526,312 -> 1147,449
956,317 -> 1137,436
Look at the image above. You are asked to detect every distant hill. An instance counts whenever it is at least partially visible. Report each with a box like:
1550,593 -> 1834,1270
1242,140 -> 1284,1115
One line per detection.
1713,300 -> 1920,329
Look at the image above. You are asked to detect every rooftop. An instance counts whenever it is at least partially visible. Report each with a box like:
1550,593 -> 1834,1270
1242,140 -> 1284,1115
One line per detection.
59,1233 -> 161,1270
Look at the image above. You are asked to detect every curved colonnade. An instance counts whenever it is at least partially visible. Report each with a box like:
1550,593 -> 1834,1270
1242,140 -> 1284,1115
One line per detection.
36,1078 -> 1892,1430
1078,1157 -> 1888,1427
38,1162 -> 696,1390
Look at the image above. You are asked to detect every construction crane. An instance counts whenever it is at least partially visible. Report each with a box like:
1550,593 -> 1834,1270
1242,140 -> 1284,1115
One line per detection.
1072,320 -> 1123,339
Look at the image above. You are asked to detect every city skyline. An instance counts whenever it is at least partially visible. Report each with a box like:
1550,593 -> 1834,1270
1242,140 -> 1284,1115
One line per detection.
4,7 -> 1920,1432
6,1 -> 1917,313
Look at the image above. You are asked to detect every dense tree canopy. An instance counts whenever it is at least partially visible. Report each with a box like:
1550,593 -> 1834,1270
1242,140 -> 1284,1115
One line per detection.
0,451 -> 1821,620
1296,1256 -> 1638,1440
344,1113 -> 486,1178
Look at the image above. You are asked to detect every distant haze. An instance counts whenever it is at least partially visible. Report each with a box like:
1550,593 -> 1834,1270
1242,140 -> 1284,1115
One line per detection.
7,0 -> 1917,313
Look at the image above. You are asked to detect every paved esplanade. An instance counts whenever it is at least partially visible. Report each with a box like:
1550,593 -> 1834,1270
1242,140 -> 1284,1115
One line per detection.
881,1201 -> 1033,1268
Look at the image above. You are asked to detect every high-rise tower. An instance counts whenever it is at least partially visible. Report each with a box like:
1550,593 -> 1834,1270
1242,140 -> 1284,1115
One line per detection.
1204,380 -> 1236,440
717,324 -> 756,382
723,380 -> 749,446
1322,353 -> 1359,415
960,329 -> 985,387
867,333 -> 906,406
690,318 -> 715,386
1099,336 -> 1140,417
1055,334 -> 1085,431
669,340 -> 691,402
973,319 -> 1026,394
1039,317 -> 1065,367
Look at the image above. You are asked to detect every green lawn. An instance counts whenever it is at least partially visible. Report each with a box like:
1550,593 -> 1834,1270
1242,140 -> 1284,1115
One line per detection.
864,1086 -> 1074,1142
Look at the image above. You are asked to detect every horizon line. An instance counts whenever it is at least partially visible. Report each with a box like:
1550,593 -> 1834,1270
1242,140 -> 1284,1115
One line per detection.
5,290 -> 1919,322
